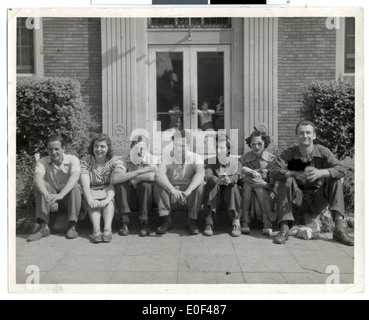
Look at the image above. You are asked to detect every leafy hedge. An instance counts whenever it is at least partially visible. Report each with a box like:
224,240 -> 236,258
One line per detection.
300,81 -> 355,160
300,81 -> 355,226
16,77 -> 98,223
17,77 -> 98,157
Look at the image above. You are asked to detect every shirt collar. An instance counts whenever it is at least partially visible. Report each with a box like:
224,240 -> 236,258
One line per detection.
244,151 -> 272,163
128,152 -> 152,166
47,154 -> 71,166
294,145 -> 322,160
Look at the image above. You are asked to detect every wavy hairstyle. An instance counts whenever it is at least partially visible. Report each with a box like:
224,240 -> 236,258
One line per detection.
88,133 -> 114,161
245,126 -> 272,149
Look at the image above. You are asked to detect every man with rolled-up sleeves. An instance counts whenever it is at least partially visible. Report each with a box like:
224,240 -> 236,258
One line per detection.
154,130 -> 205,236
270,121 -> 354,246
27,135 -> 82,242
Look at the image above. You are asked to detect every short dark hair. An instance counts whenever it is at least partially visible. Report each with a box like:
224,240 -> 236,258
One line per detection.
295,120 -> 316,134
171,129 -> 192,146
130,135 -> 149,149
88,134 -> 114,160
246,128 -> 271,149
46,135 -> 65,148
216,134 -> 231,155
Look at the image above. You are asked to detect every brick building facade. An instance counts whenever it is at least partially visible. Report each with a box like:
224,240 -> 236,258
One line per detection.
17,17 -> 354,155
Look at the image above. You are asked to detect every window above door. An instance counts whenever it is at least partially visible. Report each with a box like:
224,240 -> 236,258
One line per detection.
148,18 -> 232,30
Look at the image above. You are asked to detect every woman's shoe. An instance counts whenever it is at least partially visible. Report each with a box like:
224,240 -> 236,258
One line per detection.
231,224 -> 242,237
262,223 -> 273,236
241,222 -> 251,235
91,232 -> 103,244
102,231 -> 113,243
203,225 -> 213,237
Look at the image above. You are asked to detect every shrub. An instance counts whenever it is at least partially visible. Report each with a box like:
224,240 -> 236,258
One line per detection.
17,77 -> 98,157
300,81 -> 355,160
16,77 -> 99,228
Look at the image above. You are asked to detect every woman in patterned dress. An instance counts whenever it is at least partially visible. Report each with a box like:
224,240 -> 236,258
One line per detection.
80,134 -> 124,243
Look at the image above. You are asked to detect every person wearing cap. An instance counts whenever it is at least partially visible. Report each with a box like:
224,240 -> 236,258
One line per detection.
113,136 -> 159,237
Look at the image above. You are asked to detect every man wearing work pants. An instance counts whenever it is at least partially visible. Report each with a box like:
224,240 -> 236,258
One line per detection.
154,130 -> 205,235
270,120 -> 354,246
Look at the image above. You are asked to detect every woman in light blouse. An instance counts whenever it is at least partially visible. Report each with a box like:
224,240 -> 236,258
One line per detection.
80,134 -> 124,243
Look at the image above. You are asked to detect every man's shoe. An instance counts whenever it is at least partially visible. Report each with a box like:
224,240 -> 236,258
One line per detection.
66,225 -> 79,240
241,222 -> 251,235
273,231 -> 289,245
231,224 -> 241,237
156,215 -> 172,235
27,225 -> 50,242
102,231 -> 113,243
90,232 -> 103,244
139,222 -> 150,237
188,219 -> 200,235
333,230 -> 354,246
203,225 -> 213,237
118,223 -> 129,237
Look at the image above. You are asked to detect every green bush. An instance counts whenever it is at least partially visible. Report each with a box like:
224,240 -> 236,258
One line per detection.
343,167 -> 355,215
300,81 -> 355,160
17,77 -> 98,157
16,77 -> 99,228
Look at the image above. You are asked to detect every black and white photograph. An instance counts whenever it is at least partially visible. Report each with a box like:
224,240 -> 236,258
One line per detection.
8,7 -> 364,293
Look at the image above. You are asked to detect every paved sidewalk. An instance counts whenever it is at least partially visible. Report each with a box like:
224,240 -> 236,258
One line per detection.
16,216 -> 354,285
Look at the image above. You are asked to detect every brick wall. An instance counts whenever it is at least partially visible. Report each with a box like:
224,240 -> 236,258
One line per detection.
278,18 -> 336,148
43,18 -> 102,130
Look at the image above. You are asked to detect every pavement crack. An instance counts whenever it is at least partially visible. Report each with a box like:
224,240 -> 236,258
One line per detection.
303,268 -> 323,274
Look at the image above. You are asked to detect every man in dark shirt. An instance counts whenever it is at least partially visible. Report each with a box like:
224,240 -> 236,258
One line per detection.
270,121 -> 354,246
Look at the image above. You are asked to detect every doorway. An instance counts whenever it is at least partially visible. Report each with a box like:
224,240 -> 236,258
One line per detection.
149,45 -> 231,133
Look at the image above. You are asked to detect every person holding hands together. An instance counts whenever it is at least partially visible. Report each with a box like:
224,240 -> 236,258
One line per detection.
80,134 -> 124,243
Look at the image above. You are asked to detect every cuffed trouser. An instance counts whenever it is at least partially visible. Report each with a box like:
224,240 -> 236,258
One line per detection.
153,183 -> 205,220
276,177 -> 346,227
204,181 -> 242,226
35,182 -> 82,224
115,182 -> 154,223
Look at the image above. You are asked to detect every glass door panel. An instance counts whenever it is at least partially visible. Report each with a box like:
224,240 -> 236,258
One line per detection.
196,52 -> 224,131
156,52 -> 184,132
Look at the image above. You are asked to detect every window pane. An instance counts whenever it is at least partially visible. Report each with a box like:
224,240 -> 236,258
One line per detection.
156,52 -> 184,131
148,17 -> 231,29
345,17 -> 355,74
16,18 -> 35,74
197,52 -> 224,130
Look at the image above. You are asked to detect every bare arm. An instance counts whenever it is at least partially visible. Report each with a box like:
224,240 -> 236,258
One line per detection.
185,165 -> 205,195
135,172 -> 156,183
58,171 -> 80,198
113,167 -> 156,184
34,172 -> 50,196
80,174 -> 94,204
155,163 -> 176,194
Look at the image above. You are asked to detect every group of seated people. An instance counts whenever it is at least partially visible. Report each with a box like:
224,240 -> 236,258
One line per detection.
27,120 -> 354,247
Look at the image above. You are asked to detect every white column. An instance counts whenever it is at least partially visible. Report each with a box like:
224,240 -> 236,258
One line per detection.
244,18 -> 278,150
101,18 -> 138,155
